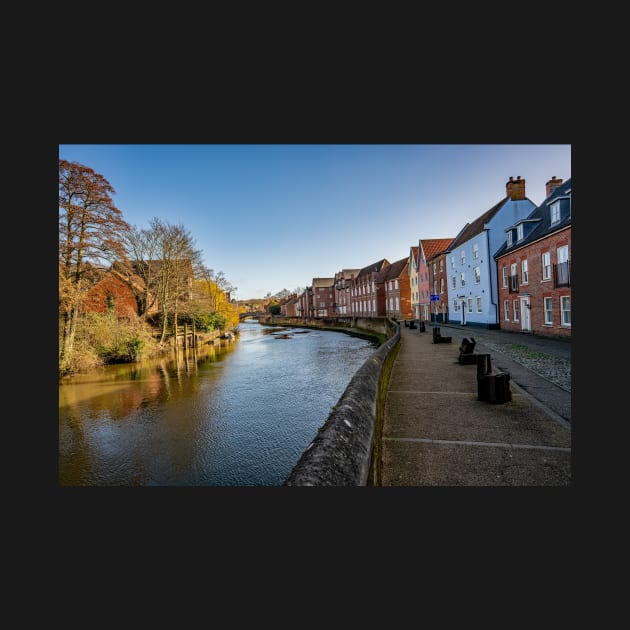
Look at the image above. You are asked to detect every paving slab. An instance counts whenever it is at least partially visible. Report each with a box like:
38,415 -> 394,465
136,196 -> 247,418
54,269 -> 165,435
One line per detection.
379,324 -> 572,486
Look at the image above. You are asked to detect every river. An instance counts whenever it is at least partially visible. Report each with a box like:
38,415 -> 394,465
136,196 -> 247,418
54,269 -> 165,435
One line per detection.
58,319 -> 377,486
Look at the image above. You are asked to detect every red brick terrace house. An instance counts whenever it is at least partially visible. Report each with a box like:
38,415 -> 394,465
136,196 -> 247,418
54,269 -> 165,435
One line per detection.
83,266 -> 138,318
333,268 -> 360,318
311,277 -> 335,317
298,286 -> 313,319
281,294 -> 299,317
380,257 -> 412,320
417,239 -> 453,322
350,259 -> 389,318
425,238 -> 455,323
494,176 -> 571,338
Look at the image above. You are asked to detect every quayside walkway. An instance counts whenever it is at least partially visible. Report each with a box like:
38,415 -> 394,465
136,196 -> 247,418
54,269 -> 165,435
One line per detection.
379,324 -> 571,486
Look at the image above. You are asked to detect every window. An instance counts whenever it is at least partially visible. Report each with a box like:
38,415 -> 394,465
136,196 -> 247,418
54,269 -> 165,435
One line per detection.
433,280 -> 437,294
372,299 -> 376,312
550,201 -> 560,224
389,297 -> 393,311
513,300 -> 519,321
440,278 -> 444,293
502,267 -> 508,288
507,231 -> 513,247
542,252 -> 551,280
517,224 -> 524,241
395,297 -> 399,311
460,272 -> 465,287
554,244 -> 570,287
460,250 -> 466,264
504,300 -> 510,321
394,279 -> 399,290
544,297 -> 553,325
473,243 -> 479,259
320,302 -> 325,308
451,256 -> 455,269
452,276 -> 456,289
440,259 -> 443,271
474,266 -> 481,284
432,262 -> 436,275
476,296 -> 482,312
521,259 -> 528,284
561,296 -> 571,326
453,299 -> 459,311
467,298 -> 473,313
509,263 -> 519,292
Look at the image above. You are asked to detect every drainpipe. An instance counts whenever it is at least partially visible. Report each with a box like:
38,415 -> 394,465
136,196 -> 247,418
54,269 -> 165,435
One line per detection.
486,228 -> 498,328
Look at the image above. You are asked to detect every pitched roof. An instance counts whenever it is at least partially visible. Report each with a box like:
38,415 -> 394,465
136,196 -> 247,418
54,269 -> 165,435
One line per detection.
495,178 -> 572,258
379,257 -> 408,281
312,277 -> 334,288
420,238 -> 454,262
447,198 -> 508,250
357,259 -> 389,279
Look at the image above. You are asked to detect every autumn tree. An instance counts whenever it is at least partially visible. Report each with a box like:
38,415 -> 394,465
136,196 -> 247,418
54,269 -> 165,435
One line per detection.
59,159 -> 131,365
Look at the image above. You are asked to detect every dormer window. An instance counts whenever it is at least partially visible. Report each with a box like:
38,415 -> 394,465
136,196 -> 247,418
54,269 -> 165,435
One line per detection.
550,201 -> 561,225
507,231 -> 513,247
516,224 -> 524,241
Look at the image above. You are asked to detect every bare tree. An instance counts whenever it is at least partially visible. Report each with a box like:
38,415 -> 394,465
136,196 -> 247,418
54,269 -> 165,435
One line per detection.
59,159 -> 130,363
147,219 -> 203,344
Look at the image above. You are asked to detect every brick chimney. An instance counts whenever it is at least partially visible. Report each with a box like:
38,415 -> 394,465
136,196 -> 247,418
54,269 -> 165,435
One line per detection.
545,176 -> 563,197
506,175 -> 526,201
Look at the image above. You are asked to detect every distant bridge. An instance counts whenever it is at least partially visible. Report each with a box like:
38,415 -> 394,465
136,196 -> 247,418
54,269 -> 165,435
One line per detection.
239,312 -> 263,320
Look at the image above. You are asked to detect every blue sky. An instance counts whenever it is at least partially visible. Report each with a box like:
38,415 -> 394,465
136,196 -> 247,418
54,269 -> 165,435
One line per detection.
58,144 -> 571,300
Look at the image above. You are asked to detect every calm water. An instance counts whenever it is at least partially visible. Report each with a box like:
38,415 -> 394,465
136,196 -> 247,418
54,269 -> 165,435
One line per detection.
58,320 -> 377,486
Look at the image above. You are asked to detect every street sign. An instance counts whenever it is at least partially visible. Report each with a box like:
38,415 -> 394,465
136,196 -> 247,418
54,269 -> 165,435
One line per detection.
430,294 -> 439,301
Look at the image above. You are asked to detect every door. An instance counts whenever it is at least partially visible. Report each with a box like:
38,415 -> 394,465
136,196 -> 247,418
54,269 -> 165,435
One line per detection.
520,297 -> 530,332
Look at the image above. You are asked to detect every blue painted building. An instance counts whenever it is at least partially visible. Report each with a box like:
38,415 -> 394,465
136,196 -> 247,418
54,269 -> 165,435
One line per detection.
445,176 -> 537,328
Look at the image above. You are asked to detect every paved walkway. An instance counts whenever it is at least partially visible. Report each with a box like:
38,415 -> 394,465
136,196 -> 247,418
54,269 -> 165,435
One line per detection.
380,324 -> 572,486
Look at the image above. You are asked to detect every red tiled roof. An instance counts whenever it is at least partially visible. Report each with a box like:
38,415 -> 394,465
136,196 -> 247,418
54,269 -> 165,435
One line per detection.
420,238 -> 455,262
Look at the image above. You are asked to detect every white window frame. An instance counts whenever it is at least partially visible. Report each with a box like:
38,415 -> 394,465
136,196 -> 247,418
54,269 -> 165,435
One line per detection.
460,272 -> 465,287
517,224 -> 524,241
542,251 -> 551,281
502,266 -> 508,288
544,297 -> 553,325
440,278 -> 444,294
476,296 -> 482,313
467,297 -> 473,313
474,266 -> 481,284
452,276 -> 456,289
473,243 -> 479,259
513,299 -> 519,322
504,300 -> 510,321
507,231 -> 513,247
557,244 -> 569,264
451,256 -> 455,269
521,259 -> 528,285
550,201 -> 560,225
460,250 -> 466,265
561,296 -> 571,326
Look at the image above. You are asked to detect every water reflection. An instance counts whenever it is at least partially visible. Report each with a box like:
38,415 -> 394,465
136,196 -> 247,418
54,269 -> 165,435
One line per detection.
59,320 -> 376,486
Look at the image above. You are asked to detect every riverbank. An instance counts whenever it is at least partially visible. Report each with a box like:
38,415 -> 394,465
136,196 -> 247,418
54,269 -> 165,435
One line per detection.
257,316 -> 390,345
